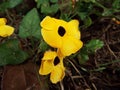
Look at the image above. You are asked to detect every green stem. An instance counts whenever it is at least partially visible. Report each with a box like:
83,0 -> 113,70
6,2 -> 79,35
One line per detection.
94,1 -> 107,10
99,59 -> 120,67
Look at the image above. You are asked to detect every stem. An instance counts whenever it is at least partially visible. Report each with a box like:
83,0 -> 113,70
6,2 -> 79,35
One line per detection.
60,81 -> 64,90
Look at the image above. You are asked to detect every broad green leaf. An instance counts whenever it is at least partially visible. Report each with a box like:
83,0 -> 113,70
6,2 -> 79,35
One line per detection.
41,3 -> 59,14
102,9 -> 114,16
77,12 -> 88,20
84,0 -> 96,3
0,2 -> 9,12
41,2 -> 50,14
50,0 -> 58,3
0,39 -> 28,66
77,53 -> 89,64
8,0 -> 23,8
0,0 -> 22,12
76,1 -> 93,20
90,0 -> 96,3
37,0 -> 48,8
77,39 -> 104,64
38,40 -> 49,52
60,14 -> 71,21
18,8 -> 41,39
112,0 -> 120,9
84,16 -> 92,27
50,4 -> 59,13
86,39 -> 104,53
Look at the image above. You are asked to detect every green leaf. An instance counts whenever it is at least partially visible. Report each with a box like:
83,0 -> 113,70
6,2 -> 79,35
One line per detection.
77,53 -> 89,64
77,12 -> 88,20
102,9 -> 114,16
38,40 -> 49,52
50,0 -> 58,3
50,4 -> 59,14
60,14 -> 71,21
86,39 -> 104,53
84,16 -> 92,27
76,1 -> 93,20
0,2 -> 9,12
37,0 -> 48,8
84,0 -> 96,3
112,0 -> 120,9
41,3 -> 59,14
0,0 -> 23,12
0,39 -> 28,66
18,8 -> 41,39
8,0 -> 23,8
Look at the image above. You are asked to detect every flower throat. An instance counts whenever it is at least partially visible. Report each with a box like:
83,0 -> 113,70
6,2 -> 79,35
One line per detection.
54,57 -> 60,65
58,26 -> 66,36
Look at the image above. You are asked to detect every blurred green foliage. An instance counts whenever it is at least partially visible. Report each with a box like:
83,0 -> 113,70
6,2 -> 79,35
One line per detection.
18,8 -> 41,39
0,39 -> 28,66
77,39 -> 104,64
0,0 -> 23,12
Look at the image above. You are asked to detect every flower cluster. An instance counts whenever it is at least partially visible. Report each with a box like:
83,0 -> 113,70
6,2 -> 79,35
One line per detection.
39,16 -> 83,84
0,18 -> 14,37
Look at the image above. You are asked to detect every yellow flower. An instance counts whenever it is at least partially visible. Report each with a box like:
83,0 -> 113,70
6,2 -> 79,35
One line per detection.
0,18 -> 14,37
40,16 -> 83,56
39,50 -> 65,84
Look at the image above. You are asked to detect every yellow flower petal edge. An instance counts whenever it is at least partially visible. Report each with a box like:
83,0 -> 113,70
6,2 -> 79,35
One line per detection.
50,64 -> 65,84
0,25 -> 14,37
39,50 -> 65,83
39,51 -> 57,75
39,60 -> 54,75
67,20 -> 80,39
0,18 -> 14,37
40,16 -> 83,56
40,16 -> 67,31
58,36 -> 83,56
0,18 -> 7,25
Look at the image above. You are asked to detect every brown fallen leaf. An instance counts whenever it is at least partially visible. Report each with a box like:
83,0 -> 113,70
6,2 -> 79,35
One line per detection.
1,62 -> 49,90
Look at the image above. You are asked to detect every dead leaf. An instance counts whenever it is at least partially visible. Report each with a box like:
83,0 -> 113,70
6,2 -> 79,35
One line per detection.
1,62 -> 48,90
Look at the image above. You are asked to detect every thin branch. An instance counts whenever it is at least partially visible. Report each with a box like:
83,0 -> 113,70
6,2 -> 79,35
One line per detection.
67,59 -> 81,75
60,81 -> 64,90
105,41 -> 118,60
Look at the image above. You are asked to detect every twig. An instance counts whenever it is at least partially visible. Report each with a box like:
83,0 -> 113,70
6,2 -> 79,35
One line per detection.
72,75 -> 83,79
65,69 -> 76,88
105,41 -> 118,60
92,83 -> 97,90
99,59 -> 120,67
5,10 -> 13,24
67,59 -> 81,75
60,81 -> 64,90
67,59 -> 91,89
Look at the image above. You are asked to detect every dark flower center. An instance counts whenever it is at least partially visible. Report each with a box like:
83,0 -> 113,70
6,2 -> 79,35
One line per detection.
54,56 -> 60,65
58,26 -> 66,36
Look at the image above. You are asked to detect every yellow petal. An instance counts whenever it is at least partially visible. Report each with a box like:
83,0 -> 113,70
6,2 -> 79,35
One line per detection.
41,28 -> 62,48
40,16 -> 57,30
40,16 -> 67,30
59,36 -> 83,56
0,18 -> 7,26
39,60 -> 54,75
0,25 -> 14,37
42,50 -> 57,60
39,51 -> 57,75
66,20 -> 80,39
50,65 -> 65,84
57,49 -> 65,58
